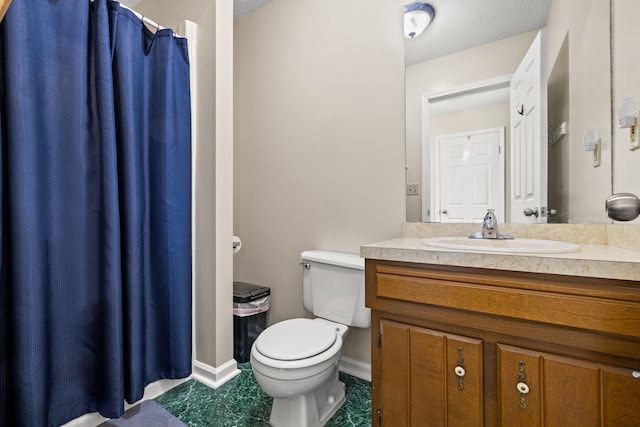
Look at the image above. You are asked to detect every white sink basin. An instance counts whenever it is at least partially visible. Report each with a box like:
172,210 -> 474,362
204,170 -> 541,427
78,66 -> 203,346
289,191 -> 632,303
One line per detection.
421,237 -> 580,254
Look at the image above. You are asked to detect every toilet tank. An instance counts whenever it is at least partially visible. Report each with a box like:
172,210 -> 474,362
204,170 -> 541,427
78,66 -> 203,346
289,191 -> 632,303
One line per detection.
301,250 -> 370,328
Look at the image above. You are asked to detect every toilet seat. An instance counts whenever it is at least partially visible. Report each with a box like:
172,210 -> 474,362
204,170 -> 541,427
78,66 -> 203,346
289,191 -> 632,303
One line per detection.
255,318 -> 337,361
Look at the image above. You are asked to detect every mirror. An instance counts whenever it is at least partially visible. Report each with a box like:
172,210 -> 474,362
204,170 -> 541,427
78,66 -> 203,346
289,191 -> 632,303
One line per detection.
405,0 -> 613,224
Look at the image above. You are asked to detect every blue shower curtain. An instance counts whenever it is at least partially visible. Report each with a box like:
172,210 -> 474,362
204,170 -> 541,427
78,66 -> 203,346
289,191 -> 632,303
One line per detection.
0,1 -> 192,426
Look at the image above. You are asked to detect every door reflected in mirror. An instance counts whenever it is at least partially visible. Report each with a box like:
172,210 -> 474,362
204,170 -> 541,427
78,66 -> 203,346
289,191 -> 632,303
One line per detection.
430,84 -> 509,224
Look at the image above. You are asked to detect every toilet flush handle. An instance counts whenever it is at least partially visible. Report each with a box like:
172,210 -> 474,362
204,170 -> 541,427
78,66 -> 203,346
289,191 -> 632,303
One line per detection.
300,262 -> 310,269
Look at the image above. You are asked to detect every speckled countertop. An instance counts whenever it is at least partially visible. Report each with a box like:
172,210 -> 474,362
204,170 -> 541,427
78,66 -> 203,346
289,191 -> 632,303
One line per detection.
360,223 -> 640,281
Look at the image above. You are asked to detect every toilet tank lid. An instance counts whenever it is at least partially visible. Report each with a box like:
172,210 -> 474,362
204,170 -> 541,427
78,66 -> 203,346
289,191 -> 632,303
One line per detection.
300,250 -> 364,271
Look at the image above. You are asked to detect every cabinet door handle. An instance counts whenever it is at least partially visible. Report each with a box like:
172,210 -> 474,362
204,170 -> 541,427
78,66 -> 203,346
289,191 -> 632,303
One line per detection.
516,382 -> 529,394
455,365 -> 465,390
517,360 -> 528,409
455,347 -> 465,390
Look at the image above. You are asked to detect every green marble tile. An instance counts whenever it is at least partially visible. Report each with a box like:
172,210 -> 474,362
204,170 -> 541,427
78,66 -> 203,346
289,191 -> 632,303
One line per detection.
326,373 -> 372,427
155,362 -> 371,427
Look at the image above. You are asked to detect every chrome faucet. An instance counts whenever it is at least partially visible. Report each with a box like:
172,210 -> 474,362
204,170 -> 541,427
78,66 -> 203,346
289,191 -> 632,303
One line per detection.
469,209 -> 513,240
481,209 -> 498,239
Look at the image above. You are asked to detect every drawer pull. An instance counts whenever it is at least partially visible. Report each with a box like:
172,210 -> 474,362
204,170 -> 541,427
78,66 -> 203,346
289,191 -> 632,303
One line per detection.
633,371 -> 640,379
518,360 -> 528,409
456,347 -> 465,391
517,382 -> 530,394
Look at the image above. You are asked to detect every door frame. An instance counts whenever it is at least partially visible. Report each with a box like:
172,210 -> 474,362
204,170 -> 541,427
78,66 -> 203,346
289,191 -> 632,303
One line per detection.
421,74 -> 512,222
434,127 -> 506,223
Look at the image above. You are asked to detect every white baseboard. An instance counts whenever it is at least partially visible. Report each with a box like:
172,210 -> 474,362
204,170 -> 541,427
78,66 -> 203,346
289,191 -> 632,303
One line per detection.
61,410 -> 109,427
192,358 -> 241,389
339,356 -> 371,382
61,377 -> 190,427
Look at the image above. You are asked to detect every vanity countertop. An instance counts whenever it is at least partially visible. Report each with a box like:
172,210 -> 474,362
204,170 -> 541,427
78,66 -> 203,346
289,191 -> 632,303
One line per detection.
360,237 -> 640,281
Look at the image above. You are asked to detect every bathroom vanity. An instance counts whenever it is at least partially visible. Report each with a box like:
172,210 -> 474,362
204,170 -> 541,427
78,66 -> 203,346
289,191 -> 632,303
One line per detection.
362,224 -> 640,426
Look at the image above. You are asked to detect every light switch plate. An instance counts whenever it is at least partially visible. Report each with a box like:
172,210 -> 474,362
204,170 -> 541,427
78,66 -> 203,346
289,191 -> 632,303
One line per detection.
407,183 -> 420,196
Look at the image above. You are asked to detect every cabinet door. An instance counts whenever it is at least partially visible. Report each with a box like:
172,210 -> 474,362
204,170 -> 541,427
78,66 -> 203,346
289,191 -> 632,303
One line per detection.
498,344 -> 640,426
602,366 -> 640,426
379,321 -> 410,426
497,345 -> 544,426
408,324 -> 445,426
442,332 -> 483,426
378,320 -> 483,426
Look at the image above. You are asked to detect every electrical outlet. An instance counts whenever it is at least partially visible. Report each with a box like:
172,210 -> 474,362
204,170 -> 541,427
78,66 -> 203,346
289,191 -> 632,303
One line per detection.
407,183 -> 420,196
631,125 -> 640,150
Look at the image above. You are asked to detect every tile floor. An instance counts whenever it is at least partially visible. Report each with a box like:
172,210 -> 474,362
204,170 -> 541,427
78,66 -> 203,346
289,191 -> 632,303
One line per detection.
154,362 -> 372,427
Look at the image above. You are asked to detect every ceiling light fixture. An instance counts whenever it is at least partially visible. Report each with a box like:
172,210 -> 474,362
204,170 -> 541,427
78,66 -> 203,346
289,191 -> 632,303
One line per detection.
404,2 -> 435,39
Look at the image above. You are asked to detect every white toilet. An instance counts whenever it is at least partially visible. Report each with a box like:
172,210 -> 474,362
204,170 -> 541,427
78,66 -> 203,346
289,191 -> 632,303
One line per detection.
250,250 -> 370,427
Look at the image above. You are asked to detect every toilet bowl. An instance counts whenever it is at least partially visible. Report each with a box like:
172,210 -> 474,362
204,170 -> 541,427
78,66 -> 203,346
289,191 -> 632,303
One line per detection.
250,250 -> 369,427
251,318 -> 348,426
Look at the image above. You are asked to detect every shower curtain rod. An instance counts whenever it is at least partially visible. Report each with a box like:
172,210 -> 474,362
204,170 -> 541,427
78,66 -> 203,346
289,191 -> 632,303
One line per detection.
118,3 -> 180,37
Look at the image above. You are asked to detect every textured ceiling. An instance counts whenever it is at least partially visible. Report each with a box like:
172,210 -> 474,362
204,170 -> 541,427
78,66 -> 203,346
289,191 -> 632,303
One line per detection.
235,0 -> 552,66
122,0 -> 553,67
405,0 -> 553,66
119,0 -> 273,22
235,0 -> 273,21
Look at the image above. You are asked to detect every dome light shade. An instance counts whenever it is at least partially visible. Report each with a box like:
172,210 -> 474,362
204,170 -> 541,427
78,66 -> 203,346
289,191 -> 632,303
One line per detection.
404,2 -> 435,39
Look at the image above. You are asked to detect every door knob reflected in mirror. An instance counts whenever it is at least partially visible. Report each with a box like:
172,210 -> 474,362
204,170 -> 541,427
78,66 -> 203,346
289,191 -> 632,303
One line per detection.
524,208 -> 556,218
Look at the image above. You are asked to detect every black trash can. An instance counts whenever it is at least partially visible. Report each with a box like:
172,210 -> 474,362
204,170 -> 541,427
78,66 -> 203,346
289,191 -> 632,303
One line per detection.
233,281 -> 270,363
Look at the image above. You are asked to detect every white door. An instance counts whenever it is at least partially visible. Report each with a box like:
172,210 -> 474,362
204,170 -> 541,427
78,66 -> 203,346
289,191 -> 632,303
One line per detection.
510,31 -> 548,223
437,128 -> 505,223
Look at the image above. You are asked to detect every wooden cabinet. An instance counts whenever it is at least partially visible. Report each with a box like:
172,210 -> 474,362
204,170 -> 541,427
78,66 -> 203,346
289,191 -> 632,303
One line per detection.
366,260 -> 640,426
497,344 -> 640,426
379,320 -> 483,427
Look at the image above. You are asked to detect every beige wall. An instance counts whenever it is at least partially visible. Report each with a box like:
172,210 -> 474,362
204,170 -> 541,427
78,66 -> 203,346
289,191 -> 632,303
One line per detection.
0,0 -> 10,22
136,0 -> 236,370
431,104 -> 510,143
546,0 -> 612,224
233,0 -> 406,367
405,31 -> 537,222
612,0 -> 640,225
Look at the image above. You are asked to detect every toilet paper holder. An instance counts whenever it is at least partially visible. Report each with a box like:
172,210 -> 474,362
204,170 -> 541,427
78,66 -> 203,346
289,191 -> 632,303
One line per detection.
232,236 -> 242,254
